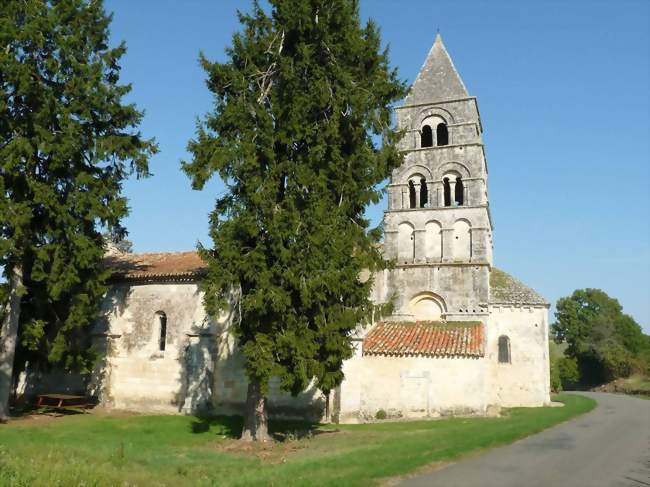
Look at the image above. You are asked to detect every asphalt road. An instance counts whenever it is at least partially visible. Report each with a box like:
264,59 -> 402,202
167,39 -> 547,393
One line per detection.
400,392 -> 650,487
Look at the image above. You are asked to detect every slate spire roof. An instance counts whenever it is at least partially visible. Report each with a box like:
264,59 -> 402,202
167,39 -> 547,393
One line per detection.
405,33 -> 469,105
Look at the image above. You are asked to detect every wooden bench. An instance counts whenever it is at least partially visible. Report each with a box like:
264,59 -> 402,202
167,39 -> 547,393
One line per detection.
36,394 -> 89,412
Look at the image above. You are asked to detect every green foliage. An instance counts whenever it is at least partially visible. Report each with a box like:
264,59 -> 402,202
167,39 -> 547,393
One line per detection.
183,0 -> 406,396
0,281 -> 7,323
552,289 -> 649,384
639,336 -> 650,375
0,0 -> 156,372
549,354 -> 562,393
557,357 -> 579,390
375,408 -> 387,420
0,395 -> 595,486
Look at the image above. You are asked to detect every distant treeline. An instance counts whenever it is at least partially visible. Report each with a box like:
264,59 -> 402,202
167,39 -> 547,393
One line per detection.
550,289 -> 650,391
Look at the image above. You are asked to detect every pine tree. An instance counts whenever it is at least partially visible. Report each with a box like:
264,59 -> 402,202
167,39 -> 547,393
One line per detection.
183,0 -> 405,440
0,0 -> 156,420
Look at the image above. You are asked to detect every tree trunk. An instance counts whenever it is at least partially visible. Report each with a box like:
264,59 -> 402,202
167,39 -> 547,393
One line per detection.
0,264 -> 23,422
240,378 -> 271,442
324,391 -> 331,423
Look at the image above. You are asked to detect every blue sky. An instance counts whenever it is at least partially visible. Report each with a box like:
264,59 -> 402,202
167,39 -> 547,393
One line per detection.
104,0 -> 650,331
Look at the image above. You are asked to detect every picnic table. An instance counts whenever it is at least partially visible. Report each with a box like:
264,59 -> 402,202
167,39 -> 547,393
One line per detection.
36,394 -> 89,412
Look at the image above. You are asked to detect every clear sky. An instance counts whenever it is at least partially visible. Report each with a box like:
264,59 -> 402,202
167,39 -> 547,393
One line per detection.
104,0 -> 650,331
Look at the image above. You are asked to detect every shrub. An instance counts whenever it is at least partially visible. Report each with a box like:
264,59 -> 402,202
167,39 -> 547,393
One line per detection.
375,409 -> 387,420
550,356 -> 562,393
597,343 -> 635,382
557,357 -> 580,389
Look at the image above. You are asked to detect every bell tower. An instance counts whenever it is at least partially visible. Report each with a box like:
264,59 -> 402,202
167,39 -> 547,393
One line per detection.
380,34 -> 493,322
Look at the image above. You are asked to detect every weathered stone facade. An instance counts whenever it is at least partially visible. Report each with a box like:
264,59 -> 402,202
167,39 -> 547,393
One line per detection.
18,35 -> 550,422
338,35 -> 550,421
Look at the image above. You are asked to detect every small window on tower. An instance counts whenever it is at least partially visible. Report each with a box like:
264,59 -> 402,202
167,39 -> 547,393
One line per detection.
455,176 -> 464,206
419,177 -> 428,208
443,177 -> 451,207
421,125 -> 433,148
498,335 -> 511,364
437,123 -> 449,146
408,180 -> 417,208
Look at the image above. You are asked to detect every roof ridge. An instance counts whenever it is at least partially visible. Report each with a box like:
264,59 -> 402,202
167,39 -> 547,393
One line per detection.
121,250 -> 199,257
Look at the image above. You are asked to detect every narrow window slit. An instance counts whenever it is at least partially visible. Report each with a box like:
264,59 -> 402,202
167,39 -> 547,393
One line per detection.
443,177 -> 451,207
157,312 -> 167,352
408,180 -> 417,208
421,125 -> 433,148
455,176 -> 464,206
436,123 -> 449,146
419,177 -> 428,208
498,335 -> 511,363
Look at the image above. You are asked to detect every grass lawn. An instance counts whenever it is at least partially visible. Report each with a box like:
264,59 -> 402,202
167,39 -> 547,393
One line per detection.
0,394 -> 595,487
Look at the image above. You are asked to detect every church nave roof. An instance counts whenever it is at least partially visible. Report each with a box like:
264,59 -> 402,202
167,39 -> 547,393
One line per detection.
362,321 -> 484,358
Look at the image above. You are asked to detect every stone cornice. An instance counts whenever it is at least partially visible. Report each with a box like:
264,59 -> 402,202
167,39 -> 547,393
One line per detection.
109,273 -> 203,285
395,96 -> 478,110
489,303 -> 551,309
384,203 -> 489,214
388,176 -> 485,187
392,262 -> 491,268
400,142 -> 484,154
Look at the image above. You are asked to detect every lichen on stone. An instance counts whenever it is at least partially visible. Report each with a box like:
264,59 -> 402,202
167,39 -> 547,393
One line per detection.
489,268 -> 547,306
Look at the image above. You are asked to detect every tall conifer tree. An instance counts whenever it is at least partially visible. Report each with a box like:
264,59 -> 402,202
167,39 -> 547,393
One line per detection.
184,0 -> 405,440
0,0 -> 156,420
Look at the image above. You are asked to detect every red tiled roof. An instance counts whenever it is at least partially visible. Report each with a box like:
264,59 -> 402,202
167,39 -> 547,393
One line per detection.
105,251 -> 207,282
362,321 -> 485,358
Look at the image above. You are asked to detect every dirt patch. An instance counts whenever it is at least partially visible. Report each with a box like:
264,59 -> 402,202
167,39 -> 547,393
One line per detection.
380,461 -> 452,486
6,407 -> 141,427
215,437 -> 306,463
85,407 -> 142,418
591,375 -> 650,397
6,412 -> 72,426
213,428 -> 343,463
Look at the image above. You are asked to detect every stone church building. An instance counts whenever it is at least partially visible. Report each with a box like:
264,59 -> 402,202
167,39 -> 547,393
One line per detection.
22,35 -> 551,422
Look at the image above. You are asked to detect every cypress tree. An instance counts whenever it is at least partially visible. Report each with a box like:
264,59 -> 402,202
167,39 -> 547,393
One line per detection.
0,0 -> 156,420
183,0 -> 405,440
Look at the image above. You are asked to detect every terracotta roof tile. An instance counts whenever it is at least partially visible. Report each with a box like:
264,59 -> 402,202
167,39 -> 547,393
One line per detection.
105,251 -> 207,282
363,321 -> 484,358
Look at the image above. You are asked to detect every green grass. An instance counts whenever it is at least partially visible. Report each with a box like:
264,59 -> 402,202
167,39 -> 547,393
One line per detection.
0,394 -> 595,487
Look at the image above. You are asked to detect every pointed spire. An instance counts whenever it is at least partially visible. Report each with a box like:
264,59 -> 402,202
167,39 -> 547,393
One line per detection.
405,33 -> 469,105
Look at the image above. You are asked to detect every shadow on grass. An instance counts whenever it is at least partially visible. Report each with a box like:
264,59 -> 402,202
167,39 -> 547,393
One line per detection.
9,403 -> 88,419
189,415 -> 335,442
190,415 -> 243,436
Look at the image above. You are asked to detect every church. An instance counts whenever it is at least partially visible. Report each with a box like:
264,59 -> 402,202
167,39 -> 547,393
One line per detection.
21,35 -> 551,422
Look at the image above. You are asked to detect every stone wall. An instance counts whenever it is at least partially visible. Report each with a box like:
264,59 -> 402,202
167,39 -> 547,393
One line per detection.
18,281 -> 326,419
374,264 -> 490,323
92,283 -> 213,413
16,281 -> 550,421
337,338 -> 490,423
487,305 -> 550,407
334,302 -> 551,423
